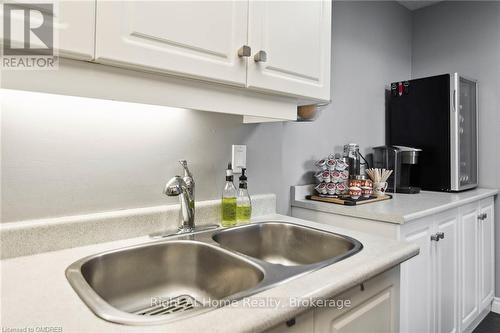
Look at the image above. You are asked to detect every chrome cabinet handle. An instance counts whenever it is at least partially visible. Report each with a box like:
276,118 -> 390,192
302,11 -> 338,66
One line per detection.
478,213 -> 487,220
483,213 -> 488,220
254,50 -> 267,62
238,45 -> 251,58
431,232 -> 445,242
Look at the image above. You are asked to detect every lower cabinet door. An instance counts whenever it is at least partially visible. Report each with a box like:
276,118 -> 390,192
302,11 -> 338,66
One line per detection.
435,210 -> 459,333
314,267 -> 399,333
479,199 -> 495,312
460,203 -> 480,329
400,217 -> 435,333
316,290 -> 394,333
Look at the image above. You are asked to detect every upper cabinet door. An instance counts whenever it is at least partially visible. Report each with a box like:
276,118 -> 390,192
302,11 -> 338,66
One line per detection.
247,0 -> 331,101
57,0 -> 95,60
1,1 -> 95,60
95,1 -> 248,86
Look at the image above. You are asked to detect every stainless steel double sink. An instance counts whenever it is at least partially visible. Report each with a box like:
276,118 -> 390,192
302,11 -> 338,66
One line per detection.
66,221 -> 363,325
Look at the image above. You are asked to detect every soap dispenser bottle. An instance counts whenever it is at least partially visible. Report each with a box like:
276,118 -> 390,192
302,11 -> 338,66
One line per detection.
237,168 -> 252,224
221,162 -> 237,227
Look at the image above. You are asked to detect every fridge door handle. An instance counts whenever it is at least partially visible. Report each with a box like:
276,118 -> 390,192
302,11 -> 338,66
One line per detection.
453,89 -> 456,112
450,73 -> 460,191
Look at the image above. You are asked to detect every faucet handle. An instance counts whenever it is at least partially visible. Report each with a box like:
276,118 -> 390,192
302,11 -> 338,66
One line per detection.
179,160 -> 194,184
179,160 -> 192,177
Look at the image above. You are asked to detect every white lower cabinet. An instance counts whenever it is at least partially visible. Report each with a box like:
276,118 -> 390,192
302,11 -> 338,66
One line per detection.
459,203 -> 479,329
291,196 -> 495,333
436,210 -> 459,333
266,267 -> 399,333
478,199 -> 495,313
399,217 -> 435,333
399,209 -> 459,333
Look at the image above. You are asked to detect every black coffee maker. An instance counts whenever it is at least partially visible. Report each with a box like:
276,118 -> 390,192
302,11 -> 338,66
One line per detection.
372,145 -> 422,194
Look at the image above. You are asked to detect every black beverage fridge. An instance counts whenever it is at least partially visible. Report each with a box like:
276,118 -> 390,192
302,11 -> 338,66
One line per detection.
387,73 -> 478,192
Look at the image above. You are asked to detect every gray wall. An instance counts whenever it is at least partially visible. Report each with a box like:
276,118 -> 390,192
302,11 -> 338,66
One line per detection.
280,0 -> 412,212
1,91 -> 284,222
1,1 -> 412,222
411,0 -> 500,296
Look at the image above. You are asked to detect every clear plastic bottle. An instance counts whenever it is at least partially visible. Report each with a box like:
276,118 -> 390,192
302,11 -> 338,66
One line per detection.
221,162 -> 237,227
236,168 -> 252,224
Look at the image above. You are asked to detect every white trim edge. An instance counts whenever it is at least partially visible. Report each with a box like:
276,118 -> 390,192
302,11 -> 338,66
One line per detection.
491,297 -> 500,314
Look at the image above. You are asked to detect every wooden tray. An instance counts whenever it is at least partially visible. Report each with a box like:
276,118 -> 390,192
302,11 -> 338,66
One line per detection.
306,194 -> 392,206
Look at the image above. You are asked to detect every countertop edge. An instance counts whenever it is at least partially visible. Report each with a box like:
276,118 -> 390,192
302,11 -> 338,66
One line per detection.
291,187 -> 498,224
402,189 -> 498,222
290,199 -> 404,224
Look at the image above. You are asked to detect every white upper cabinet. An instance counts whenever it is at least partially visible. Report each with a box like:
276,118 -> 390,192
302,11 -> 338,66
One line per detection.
95,0 -> 248,86
94,0 -> 332,101
56,0 -> 95,60
2,1 -> 331,119
247,0 -> 331,101
1,1 -> 95,60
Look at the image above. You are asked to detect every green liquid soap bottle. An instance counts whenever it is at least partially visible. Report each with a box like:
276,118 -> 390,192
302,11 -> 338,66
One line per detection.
236,168 -> 252,224
221,162 -> 237,227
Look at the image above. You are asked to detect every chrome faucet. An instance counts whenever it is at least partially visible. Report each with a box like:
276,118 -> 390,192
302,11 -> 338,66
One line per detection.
156,160 -> 218,237
164,160 -> 195,232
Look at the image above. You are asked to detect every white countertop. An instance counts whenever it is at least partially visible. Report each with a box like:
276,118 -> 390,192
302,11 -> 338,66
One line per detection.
0,214 -> 418,333
292,185 -> 498,224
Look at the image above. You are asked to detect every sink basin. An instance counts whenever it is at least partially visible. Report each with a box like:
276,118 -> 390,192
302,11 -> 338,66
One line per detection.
66,240 -> 264,325
67,221 -> 362,325
212,222 -> 359,266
